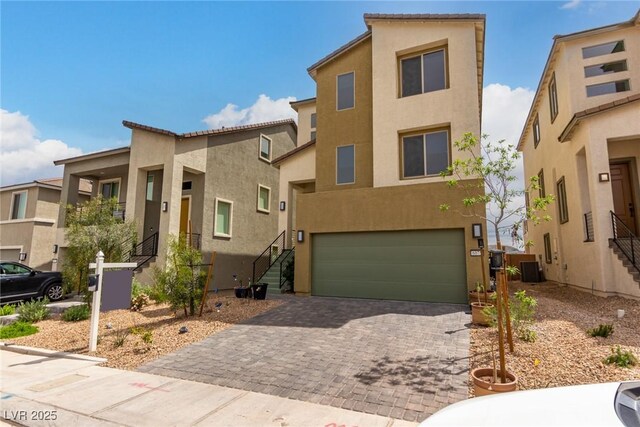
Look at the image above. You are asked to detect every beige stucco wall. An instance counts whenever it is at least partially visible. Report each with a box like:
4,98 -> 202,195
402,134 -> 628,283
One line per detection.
370,21 -> 482,188
296,103 -> 317,146
294,181 -> 486,294
315,38 -> 374,192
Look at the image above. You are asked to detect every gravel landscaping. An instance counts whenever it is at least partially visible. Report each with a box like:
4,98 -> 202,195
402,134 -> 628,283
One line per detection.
470,281 -> 640,395
6,295 -> 282,370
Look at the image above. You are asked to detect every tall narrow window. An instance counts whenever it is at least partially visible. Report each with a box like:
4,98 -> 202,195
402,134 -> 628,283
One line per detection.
533,114 -> 541,148
401,129 -> 450,178
538,169 -> 546,198
310,112 -> 317,141
99,180 -> 120,200
544,233 -> 552,264
549,73 -> 558,123
336,145 -> 355,184
557,177 -> 569,224
257,184 -> 271,213
10,191 -> 27,220
400,48 -> 447,97
337,72 -> 355,110
146,174 -> 154,201
259,135 -> 272,162
214,198 -> 233,238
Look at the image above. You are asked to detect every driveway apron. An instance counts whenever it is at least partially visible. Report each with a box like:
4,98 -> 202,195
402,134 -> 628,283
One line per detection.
138,296 -> 470,422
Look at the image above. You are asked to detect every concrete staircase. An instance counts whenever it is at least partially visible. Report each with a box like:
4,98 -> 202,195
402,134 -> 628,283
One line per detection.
255,249 -> 294,295
609,238 -> 640,284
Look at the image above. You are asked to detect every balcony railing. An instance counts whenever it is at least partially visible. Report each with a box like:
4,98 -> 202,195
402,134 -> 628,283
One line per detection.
584,212 -> 594,242
67,202 -> 126,225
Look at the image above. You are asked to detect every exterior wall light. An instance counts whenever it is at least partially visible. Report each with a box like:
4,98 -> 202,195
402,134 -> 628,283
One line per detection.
53,244 -> 58,254
297,230 -> 304,243
19,252 -> 27,261
280,201 -> 286,211
472,223 -> 483,238
599,173 -> 610,182
162,201 -> 168,212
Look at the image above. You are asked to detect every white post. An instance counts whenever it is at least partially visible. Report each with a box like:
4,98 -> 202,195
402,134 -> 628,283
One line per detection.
88,251 -> 105,352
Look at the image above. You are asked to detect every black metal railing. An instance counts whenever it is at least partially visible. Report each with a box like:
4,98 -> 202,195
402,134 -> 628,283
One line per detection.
183,233 -> 201,250
252,230 -> 286,284
126,232 -> 159,269
279,249 -> 295,291
611,210 -> 639,273
584,212 -> 594,242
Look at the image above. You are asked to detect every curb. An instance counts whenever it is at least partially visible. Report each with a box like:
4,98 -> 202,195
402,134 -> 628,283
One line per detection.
0,343 -> 107,363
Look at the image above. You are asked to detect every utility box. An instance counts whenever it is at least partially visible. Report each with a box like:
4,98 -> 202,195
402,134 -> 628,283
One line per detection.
520,261 -> 542,283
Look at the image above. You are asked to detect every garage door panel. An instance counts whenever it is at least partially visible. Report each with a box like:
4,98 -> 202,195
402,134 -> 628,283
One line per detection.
312,230 -> 467,303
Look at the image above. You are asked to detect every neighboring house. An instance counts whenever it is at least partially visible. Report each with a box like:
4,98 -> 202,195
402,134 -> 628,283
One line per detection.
0,178 -> 91,270
518,11 -> 640,299
273,13 -> 487,304
53,119 -> 297,288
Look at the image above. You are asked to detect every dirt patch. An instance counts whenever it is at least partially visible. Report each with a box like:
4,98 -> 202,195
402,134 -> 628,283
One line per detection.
7,295 -> 283,370
469,281 -> 640,395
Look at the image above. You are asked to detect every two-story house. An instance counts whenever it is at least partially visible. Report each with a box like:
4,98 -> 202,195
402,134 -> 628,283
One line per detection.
518,10 -> 640,299
54,119 -> 297,288
0,178 -> 91,270
274,13 -> 487,303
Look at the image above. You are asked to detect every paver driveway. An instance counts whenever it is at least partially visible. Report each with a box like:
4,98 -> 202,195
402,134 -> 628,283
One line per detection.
138,296 -> 470,422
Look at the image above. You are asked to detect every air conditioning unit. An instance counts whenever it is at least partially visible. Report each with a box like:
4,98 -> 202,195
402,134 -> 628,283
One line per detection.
520,261 -> 541,283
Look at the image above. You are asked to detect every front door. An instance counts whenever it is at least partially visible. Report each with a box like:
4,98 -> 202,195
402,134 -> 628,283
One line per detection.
610,163 -> 637,234
180,197 -> 190,235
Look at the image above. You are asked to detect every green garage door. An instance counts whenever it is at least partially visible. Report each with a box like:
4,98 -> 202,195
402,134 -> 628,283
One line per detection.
312,230 -> 467,303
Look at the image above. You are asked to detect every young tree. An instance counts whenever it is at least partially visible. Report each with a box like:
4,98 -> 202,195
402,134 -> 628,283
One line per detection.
152,234 -> 205,317
63,196 -> 137,295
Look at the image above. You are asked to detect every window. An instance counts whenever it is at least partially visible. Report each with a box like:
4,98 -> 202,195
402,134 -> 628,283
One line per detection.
259,135 -> 272,162
543,233 -> 552,264
557,177 -> 569,224
533,114 -> 541,148
214,198 -> 233,237
402,130 -> 449,178
584,60 -> 627,78
586,79 -> 630,97
146,174 -> 154,201
337,72 -> 355,110
336,145 -> 355,184
310,131 -> 316,140
538,169 -> 546,198
1,262 -> 30,275
257,185 -> 271,213
182,181 -> 192,191
10,191 -> 27,220
582,40 -> 625,59
548,73 -> 558,123
400,48 -> 446,97
99,179 -> 120,200
310,113 -> 317,129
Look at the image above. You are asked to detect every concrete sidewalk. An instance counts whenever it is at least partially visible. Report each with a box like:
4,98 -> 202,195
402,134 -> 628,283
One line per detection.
0,347 -> 418,427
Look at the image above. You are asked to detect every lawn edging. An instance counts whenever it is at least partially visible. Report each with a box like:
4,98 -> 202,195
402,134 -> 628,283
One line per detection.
0,342 -> 107,363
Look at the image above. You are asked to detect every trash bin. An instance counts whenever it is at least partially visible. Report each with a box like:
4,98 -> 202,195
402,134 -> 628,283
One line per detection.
251,283 -> 269,300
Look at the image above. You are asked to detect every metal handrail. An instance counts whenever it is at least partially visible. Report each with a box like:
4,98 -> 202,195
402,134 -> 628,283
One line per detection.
279,249 -> 295,291
126,232 -> 159,269
252,230 -> 286,283
611,210 -> 639,273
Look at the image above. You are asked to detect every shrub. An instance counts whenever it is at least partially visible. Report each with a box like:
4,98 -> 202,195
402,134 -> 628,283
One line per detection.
604,346 -> 637,368
0,321 -> 39,339
17,298 -> 50,323
146,282 -> 169,304
131,278 -> 145,299
482,290 -> 537,342
141,330 -> 153,345
61,304 -> 90,322
112,329 -> 129,348
131,294 -> 149,312
588,323 -> 614,338
282,256 -> 295,292
0,304 -> 16,316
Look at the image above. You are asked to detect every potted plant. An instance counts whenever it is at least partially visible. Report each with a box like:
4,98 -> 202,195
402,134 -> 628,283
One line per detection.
233,275 -> 251,299
471,341 -> 517,396
468,283 -> 495,305
251,282 -> 269,300
471,283 -> 493,326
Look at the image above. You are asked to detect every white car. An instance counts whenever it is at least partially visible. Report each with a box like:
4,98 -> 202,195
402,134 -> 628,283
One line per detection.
421,381 -> 640,426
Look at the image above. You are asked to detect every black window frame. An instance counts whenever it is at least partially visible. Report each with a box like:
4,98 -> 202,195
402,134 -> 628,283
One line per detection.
543,233 -> 552,264
533,114 -> 541,148
557,176 -> 569,224
549,73 -> 558,123
538,169 -> 546,198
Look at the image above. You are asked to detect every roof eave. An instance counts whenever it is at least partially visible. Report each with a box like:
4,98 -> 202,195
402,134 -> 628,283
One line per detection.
53,147 -> 131,166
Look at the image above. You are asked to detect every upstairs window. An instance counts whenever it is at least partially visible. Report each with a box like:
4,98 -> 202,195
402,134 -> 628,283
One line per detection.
99,179 -> 120,200
257,184 -> 271,213
586,79 -> 630,97
544,233 -> 552,264
400,48 -> 447,97
557,177 -> 569,224
582,40 -> 625,59
533,114 -> 541,148
336,145 -> 355,184
259,135 -> 272,162
337,72 -> 355,110
538,169 -> 546,198
310,113 -> 317,141
402,129 -> 449,179
214,198 -> 233,238
549,73 -> 558,123
10,191 -> 27,220
584,60 -> 627,78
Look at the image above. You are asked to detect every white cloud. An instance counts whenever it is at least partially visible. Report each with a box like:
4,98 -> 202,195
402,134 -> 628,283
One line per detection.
0,109 -> 82,185
481,83 -> 536,246
202,94 -> 297,129
560,0 -> 582,9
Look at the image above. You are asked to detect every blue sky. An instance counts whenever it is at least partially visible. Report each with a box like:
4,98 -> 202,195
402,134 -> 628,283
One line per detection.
1,1 -> 639,185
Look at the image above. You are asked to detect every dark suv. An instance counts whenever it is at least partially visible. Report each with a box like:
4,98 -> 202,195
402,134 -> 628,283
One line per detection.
0,261 -> 64,303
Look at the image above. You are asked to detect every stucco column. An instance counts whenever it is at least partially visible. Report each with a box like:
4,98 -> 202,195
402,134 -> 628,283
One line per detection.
55,173 -> 80,249
156,161 -> 183,266
125,168 -> 147,240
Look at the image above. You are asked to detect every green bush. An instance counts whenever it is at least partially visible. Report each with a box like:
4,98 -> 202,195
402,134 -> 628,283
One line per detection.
482,290 -> 537,342
131,294 -> 150,311
0,321 -> 39,339
18,298 -> 50,323
282,256 -> 295,292
141,330 -> 153,345
0,304 -> 16,316
588,323 -> 614,338
61,304 -> 90,322
604,346 -> 637,368
112,329 -> 129,348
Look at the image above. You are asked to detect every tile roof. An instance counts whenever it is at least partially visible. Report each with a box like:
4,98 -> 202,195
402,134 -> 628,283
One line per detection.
363,13 -> 486,24
307,31 -> 372,75
558,94 -> 640,142
1,177 -> 92,193
123,119 -> 297,139
289,97 -> 317,111
272,139 -> 316,165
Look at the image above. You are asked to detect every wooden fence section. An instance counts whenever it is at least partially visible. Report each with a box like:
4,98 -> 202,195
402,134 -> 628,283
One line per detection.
505,253 -> 536,281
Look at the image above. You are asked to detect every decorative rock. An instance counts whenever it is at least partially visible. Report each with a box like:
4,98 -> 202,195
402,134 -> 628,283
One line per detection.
179,326 -> 189,334
106,322 -> 113,329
